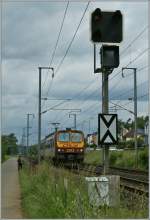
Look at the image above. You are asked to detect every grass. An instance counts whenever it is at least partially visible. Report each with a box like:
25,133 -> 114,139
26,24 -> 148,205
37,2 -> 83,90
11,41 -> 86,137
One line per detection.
19,162 -> 148,219
85,148 -> 148,170
84,149 -> 103,165
2,155 -> 10,163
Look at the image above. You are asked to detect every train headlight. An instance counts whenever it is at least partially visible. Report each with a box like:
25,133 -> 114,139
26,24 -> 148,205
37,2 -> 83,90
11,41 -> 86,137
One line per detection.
58,149 -> 61,152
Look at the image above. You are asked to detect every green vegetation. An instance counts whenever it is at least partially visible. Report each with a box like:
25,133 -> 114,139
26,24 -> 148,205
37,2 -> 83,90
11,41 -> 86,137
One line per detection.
1,133 -> 18,162
2,155 -> 10,162
117,137 -> 146,149
84,150 -> 102,165
118,116 -> 149,134
85,148 -> 148,170
19,162 -> 148,218
138,147 -> 149,170
28,144 -> 38,159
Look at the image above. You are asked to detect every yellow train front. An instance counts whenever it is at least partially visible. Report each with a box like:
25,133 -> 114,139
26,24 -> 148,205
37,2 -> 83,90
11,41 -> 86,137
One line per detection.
53,129 -> 85,163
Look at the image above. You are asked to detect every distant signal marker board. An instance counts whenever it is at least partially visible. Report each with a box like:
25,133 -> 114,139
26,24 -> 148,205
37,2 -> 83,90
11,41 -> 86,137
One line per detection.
98,114 -> 118,145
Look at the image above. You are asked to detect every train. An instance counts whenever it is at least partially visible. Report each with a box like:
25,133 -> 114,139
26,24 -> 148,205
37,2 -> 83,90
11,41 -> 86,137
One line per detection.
43,128 -> 85,164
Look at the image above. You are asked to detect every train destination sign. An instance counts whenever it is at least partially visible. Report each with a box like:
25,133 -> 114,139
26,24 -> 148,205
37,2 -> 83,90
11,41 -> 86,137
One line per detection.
98,114 -> 118,145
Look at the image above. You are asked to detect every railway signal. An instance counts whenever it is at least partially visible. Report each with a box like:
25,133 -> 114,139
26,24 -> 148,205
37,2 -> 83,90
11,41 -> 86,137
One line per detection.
90,8 -> 123,174
101,45 -> 119,68
91,8 -> 123,43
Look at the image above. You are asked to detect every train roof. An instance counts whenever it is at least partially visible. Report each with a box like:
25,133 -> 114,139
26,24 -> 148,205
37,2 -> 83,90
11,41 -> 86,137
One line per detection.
57,129 -> 84,133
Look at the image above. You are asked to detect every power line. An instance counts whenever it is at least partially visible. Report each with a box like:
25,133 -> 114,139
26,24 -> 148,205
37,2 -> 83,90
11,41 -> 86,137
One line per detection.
49,2 -> 70,67
32,21 -> 148,136
76,93 -> 149,130
47,25 -> 149,109
53,46 -> 149,122
111,80 -> 148,101
55,1 -> 90,76
33,13 -> 148,125
44,1 -> 90,100
120,25 -> 148,56
41,1 -> 70,108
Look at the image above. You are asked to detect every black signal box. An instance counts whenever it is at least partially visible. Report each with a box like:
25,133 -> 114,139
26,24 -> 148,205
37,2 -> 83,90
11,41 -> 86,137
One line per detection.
91,9 -> 123,43
101,45 -> 119,68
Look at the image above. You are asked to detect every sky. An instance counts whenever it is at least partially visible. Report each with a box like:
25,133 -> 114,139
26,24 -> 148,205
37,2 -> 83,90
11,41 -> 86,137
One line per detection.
1,0 -> 149,145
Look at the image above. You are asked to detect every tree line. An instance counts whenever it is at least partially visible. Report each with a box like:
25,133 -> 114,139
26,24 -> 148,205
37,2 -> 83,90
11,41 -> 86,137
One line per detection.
1,133 -> 18,162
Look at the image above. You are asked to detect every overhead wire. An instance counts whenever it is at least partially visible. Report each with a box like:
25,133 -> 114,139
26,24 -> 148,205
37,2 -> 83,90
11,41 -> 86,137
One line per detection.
42,1 -> 70,108
44,1 -> 91,100
28,2 -> 70,141
29,11 -> 148,142
35,14 -> 148,124
55,42 -> 149,123
76,92 -> 149,131
46,24 -> 149,112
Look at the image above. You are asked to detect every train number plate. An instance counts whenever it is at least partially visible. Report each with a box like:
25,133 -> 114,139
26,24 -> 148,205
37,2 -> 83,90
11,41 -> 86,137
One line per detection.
66,149 -> 74,152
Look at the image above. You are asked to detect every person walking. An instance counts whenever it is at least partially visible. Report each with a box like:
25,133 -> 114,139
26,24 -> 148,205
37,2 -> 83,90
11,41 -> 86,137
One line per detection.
17,156 -> 22,171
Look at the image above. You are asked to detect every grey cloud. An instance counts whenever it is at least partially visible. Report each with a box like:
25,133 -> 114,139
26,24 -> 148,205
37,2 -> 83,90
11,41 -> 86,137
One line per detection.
2,1 -> 149,143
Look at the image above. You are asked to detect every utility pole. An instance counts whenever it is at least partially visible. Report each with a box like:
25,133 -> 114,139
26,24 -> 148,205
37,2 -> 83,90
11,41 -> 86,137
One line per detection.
38,67 -> 42,164
38,67 -> 54,164
27,113 -> 34,156
89,119 -> 91,134
27,114 -> 29,156
50,122 -> 60,132
69,113 -> 77,129
134,68 -> 138,168
21,127 -> 26,155
88,117 -> 94,134
122,67 -> 137,167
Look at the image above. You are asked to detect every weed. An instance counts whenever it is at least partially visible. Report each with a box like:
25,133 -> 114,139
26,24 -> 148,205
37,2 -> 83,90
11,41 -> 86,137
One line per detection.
19,162 -> 148,218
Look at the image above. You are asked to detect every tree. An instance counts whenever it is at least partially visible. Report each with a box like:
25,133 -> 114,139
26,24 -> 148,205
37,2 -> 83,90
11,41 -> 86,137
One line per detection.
1,133 -> 18,161
131,116 -> 149,130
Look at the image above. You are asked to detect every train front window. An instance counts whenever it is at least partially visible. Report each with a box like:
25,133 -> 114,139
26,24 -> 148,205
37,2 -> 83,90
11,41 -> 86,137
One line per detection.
71,133 -> 82,142
58,133 -> 69,142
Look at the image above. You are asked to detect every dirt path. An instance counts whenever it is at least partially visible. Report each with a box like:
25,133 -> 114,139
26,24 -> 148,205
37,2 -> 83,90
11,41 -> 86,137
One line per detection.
1,157 -> 23,219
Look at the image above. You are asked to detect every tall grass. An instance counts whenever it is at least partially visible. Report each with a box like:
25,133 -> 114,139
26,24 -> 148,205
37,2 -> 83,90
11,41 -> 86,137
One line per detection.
85,148 -> 148,170
19,162 -> 148,219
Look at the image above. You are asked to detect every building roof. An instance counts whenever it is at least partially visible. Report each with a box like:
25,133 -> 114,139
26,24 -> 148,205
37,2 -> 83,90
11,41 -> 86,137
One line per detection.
123,128 -> 145,138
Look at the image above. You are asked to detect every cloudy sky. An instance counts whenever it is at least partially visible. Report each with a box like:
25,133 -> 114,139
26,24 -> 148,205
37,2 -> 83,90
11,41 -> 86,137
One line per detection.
1,0 -> 149,144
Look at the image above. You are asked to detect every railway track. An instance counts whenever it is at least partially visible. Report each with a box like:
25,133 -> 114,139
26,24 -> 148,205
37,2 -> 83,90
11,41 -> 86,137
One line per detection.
66,163 -> 149,195
26,157 -> 149,195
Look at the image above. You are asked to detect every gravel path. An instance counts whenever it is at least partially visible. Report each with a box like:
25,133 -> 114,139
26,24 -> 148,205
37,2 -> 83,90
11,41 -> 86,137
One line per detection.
1,157 -> 23,219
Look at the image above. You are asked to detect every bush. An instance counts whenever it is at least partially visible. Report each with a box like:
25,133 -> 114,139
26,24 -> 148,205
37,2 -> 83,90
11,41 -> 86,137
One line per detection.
139,148 -> 148,170
125,140 -> 135,149
137,137 -> 144,147
109,153 -> 117,165
117,141 -> 126,149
